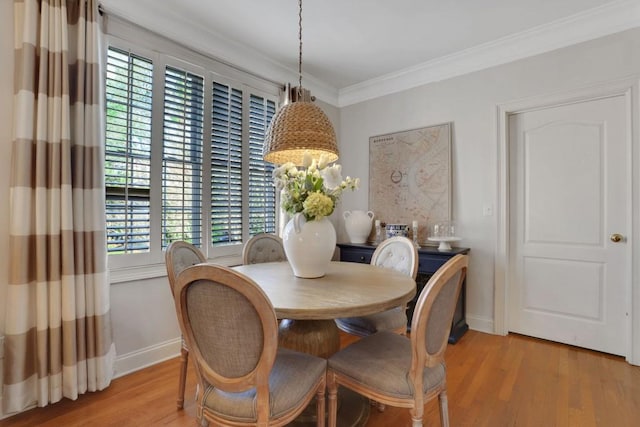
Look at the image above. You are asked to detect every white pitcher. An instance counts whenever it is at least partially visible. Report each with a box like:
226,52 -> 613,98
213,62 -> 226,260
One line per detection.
343,210 -> 374,244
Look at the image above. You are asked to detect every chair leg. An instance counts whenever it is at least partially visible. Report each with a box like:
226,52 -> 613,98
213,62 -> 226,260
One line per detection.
410,394 -> 424,427
409,404 -> 424,427
316,382 -> 326,427
196,399 -> 209,426
327,372 -> 338,427
177,345 -> 189,409
400,304 -> 409,336
438,390 -> 450,427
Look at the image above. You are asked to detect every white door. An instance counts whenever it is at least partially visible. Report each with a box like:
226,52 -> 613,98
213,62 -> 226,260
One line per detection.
508,95 -> 630,356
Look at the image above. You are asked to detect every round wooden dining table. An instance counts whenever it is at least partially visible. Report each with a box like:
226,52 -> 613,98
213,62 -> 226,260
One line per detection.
232,260 -> 417,357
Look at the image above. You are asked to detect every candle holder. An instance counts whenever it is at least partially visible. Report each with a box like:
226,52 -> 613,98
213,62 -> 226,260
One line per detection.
412,222 -> 420,248
374,220 -> 382,245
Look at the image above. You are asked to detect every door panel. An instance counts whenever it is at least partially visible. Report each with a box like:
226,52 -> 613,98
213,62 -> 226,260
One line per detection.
524,122 -> 603,245
522,257 -> 603,319
508,95 -> 629,356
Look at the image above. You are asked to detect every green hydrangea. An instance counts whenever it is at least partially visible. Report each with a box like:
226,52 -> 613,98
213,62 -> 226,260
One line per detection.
302,192 -> 334,219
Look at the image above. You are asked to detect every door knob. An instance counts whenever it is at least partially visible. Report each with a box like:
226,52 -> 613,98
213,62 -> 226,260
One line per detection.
610,233 -> 624,243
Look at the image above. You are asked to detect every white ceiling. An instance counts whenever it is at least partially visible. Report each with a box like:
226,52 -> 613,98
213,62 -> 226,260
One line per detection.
99,0 -> 640,106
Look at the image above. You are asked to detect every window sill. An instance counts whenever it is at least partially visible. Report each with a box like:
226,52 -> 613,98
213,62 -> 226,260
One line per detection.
109,254 -> 243,284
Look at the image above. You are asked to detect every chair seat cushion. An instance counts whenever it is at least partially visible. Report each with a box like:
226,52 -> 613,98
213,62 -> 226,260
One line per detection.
335,306 -> 407,336
202,348 -> 326,422
328,330 -> 445,399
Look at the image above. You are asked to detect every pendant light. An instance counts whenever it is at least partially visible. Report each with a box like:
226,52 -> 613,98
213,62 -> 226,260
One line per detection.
263,0 -> 339,165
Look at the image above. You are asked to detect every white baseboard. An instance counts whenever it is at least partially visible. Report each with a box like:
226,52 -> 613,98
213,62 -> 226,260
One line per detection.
467,314 -> 496,335
114,337 -> 182,379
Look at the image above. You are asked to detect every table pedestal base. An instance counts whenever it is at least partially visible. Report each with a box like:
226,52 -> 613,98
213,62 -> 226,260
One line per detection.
278,319 -> 340,358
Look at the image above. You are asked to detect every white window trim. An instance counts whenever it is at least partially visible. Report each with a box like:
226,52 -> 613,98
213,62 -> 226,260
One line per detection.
104,17 -> 281,279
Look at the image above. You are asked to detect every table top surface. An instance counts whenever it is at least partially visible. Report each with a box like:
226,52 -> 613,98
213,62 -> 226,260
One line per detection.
232,261 -> 416,320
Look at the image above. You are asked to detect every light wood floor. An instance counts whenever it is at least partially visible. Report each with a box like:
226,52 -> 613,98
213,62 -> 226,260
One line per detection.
2,330 -> 639,426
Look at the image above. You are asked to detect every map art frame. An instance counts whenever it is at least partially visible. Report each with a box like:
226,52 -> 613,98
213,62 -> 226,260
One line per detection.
369,122 -> 452,244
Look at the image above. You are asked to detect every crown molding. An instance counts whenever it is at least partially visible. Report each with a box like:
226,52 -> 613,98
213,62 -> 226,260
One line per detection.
100,2 -> 340,106
337,0 -> 640,107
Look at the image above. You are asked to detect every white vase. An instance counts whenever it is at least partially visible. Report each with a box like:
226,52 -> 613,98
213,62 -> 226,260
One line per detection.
343,210 -> 374,244
282,213 -> 336,278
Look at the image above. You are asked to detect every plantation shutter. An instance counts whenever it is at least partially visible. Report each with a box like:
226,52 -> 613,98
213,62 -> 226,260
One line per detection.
105,47 -> 153,254
248,94 -> 276,235
161,66 -> 205,248
211,82 -> 243,246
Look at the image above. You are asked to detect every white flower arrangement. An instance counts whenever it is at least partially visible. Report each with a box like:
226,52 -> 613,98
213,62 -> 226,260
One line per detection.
273,152 -> 360,221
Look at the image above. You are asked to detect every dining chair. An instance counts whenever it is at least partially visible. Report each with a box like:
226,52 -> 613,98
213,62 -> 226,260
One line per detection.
242,232 -> 287,265
164,240 -> 206,409
174,263 -> 327,427
335,236 -> 418,336
327,254 -> 468,427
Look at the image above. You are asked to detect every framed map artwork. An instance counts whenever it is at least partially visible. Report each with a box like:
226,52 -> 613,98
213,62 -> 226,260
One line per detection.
368,122 -> 452,244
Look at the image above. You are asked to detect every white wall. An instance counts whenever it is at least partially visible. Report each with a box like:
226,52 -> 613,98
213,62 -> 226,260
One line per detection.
109,276 -> 181,376
338,27 -> 640,332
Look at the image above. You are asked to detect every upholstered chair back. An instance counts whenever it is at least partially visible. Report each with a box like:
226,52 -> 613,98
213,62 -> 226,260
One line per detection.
242,233 -> 287,265
175,264 -> 277,394
371,236 -> 418,279
165,241 -> 206,296
184,275 -> 270,378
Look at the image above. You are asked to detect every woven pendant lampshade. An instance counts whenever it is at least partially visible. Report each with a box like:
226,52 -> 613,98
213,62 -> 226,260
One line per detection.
263,0 -> 339,166
263,99 -> 338,165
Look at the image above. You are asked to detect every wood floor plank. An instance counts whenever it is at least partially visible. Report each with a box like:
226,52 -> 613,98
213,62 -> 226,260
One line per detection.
1,330 -> 639,427
555,346 -> 571,426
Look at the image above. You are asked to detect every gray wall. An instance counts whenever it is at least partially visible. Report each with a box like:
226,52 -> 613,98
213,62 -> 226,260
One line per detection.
337,27 -> 640,331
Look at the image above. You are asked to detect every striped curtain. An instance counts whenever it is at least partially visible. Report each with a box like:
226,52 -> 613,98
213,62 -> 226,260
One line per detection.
3,0 -> 115,413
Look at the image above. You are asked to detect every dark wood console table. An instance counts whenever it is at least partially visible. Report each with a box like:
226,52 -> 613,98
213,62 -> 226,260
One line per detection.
337,243 -> 470,344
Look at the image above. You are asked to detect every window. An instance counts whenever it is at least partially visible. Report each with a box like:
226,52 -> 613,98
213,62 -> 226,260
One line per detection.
105,47 -> 153,254
210,86 -> 277,245
104,42 -> 278,267
248,94 -> 277,235
210,82 -> 243,246
162,67 -> 204,248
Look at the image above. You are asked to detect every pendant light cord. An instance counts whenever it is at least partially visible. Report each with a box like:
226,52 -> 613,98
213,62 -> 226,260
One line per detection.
298,0 -> 303,92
